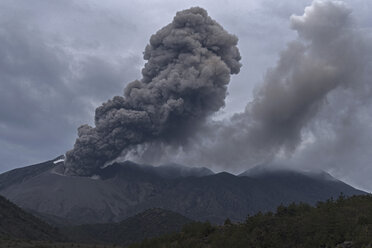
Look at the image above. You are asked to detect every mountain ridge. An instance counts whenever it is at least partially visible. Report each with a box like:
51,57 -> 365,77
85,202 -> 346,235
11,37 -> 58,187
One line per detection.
0,157 -> 366,225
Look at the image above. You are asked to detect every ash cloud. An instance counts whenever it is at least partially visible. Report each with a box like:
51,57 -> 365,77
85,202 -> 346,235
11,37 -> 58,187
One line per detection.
152,1 -> 371,170
65,7 -> 242,176
66,1 -> 372,179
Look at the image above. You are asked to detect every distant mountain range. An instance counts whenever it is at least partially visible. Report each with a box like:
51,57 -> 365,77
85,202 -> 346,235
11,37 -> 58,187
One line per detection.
0,156 -> 366,225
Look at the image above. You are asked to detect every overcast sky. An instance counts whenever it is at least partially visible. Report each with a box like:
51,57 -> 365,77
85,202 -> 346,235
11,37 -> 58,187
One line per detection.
1,0 -> 371,191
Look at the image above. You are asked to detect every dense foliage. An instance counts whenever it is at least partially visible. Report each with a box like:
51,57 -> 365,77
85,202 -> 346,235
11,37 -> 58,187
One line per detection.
130,195 -> 372,248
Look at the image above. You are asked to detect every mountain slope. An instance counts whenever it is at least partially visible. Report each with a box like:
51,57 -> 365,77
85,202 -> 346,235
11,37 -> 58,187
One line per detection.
62,208 -> 192,245
0,157 -> 366,225
0,156 -> 62,191
0,194 -> 61,241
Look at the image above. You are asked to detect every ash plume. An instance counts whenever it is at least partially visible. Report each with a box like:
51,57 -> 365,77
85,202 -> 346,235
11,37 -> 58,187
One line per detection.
157,0 -> 371,169
65,7 -> 241,176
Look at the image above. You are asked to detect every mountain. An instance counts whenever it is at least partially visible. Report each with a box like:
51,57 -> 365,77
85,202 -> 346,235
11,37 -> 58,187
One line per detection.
61,208 -> 192,245
0,156 -> 366,225
0,194 -> 61,241
0,155 -> 63,191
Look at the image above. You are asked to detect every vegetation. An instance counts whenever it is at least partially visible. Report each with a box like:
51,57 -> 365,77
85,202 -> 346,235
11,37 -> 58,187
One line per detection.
1,194 -> 371,247
129,194 -> 372,248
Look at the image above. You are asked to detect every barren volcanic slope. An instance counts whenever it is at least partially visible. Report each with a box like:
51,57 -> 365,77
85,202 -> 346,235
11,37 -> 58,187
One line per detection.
0,156 -> 365,225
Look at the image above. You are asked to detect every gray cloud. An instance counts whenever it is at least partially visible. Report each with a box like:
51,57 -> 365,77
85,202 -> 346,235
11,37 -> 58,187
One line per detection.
64,7 -> 241,176
0,0 -> 304,173
1,0 -> 372,191
0,0 -> 142,172
143,1 -> 372,179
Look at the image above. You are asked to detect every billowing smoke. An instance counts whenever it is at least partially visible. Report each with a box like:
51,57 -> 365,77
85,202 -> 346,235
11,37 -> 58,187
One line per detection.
151,0 -> 371,170
66,1 -> 371,177
65,7 -> 241,176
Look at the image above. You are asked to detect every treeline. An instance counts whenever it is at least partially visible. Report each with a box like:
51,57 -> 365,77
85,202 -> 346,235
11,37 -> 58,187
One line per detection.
129,194 -> 372,248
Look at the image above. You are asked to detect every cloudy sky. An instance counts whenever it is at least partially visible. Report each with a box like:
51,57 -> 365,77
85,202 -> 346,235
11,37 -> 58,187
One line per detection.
1,0 -> 371,191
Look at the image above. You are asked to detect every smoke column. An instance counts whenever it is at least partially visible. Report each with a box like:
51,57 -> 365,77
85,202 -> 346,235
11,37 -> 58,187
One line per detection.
66,1 -> 371,176
65,7 -> 241,176
161,0 -> 371,169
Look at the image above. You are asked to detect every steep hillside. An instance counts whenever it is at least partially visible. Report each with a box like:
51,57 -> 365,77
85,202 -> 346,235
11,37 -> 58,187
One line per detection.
0,156 -> 60,191
0,194 -> 61,241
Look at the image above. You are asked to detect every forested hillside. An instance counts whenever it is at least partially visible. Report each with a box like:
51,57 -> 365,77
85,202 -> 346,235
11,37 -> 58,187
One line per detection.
130,195 -> 372,248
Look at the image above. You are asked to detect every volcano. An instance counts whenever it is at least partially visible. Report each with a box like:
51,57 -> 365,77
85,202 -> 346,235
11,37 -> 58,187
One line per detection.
0,156 -> 365,225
